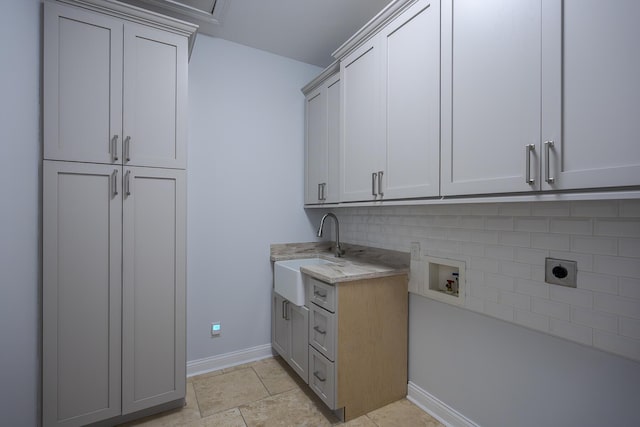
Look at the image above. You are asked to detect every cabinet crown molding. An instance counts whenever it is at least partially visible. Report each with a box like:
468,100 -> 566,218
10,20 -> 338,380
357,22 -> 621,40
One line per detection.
331,0 -> 418,60
53,0 -> 199,58
301,61 -> 340,95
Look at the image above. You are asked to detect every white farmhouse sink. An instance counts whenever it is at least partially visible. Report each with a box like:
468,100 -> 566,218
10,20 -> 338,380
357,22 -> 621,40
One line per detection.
274,258 -> 335,306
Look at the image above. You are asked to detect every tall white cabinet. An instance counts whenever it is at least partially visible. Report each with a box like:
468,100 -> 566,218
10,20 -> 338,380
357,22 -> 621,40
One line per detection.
42,1 -> 196,426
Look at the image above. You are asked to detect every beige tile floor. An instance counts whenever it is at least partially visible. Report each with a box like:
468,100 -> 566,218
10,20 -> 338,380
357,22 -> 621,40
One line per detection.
121,356 -> 444,427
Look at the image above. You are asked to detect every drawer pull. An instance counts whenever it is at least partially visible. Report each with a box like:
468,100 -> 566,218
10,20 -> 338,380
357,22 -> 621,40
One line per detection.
313,326 -> 326,335
314,290 -> 327,298
313,371 -> 326,382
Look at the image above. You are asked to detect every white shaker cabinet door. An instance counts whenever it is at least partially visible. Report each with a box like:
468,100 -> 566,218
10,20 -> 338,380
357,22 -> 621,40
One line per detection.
43,161 -> 122,427
541,0 -> 640,190
441,0 -> 542,196
43,2 -> 123,165
305,86 -> 328,205
122,167 -> 186,414
272,292 -> 291,359
381,0 -> 440,199
341,39 -> 384,202
123,24 -> 188,169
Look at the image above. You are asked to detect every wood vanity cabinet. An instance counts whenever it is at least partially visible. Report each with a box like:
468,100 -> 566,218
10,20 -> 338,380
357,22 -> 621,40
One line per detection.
307,275 -> 408,421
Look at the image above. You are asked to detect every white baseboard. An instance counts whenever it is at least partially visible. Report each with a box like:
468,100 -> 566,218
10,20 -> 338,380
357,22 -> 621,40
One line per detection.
407,381 -> 479,427
186,344 -> 274,377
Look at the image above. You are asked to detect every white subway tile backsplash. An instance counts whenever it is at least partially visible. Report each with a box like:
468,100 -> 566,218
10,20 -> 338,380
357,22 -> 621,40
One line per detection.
550,286 -> 593,309
549,319 -> 593,346
549,218 -> 593,235
594,294 -> 640,319
571,306 -> 618,333
618,238 -> 640,258
571,236 -> 618,255
593,330 -> 640,360
533,297 -> 571,321
531,233 -> 571,251
595,219 -> 640,237
594,255 -> 640,278
619,277 -> 640,300
577,271 -> 618,295
620,317 -> 640,340
338,199 -> 640,361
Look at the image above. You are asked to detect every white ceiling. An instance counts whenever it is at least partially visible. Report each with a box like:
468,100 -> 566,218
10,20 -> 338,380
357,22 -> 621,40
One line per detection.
120,0 -> 394,67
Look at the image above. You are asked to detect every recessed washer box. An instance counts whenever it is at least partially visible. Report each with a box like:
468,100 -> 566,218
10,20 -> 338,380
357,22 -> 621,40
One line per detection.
421,256 -> 466,307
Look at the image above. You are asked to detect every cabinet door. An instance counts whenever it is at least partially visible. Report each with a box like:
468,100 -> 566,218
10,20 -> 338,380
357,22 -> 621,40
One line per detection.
325,75 -> 341,203
43,2 -> 123,165
122,167 -> 186,414
123,24 -> 188,169
272,292 -> 290,358
305,86 -> 328,204
441,0 -> 542,195
541,0 -> 640,190
381,0 -> 440,199
43,161 -> 122,426
289,304 -> 309,383
341,38 -> 385,202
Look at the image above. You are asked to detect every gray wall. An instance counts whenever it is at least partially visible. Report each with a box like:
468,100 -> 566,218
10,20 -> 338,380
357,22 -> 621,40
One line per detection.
409,295 -> 640,426
187,35 -> 322,361
0,0 -> 41,425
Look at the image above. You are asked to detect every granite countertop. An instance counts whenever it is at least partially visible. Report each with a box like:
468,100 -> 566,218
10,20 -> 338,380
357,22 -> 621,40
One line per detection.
270,242 -> 410,284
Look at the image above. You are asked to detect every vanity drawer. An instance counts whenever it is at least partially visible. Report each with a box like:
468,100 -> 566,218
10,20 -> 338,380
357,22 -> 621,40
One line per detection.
309,303 -> 335,361
309,346 -> 336,410
308,277 -> 336,312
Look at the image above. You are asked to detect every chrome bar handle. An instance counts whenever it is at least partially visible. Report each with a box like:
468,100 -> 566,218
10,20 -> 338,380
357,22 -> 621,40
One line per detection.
282,300 -> 287,319
314,289 -> 327,298
313,371 -> 326,382
313,326 -> 326,335
318,183 -> 322,201
377,171 -> 384,196
544,140 -> 555,184
124,136 -> 131,162
111,169 -> 118,196
525,144 -> 535,185
372,172 -> 377,196
321,183 -> 326,201
125,170 -> 131,196
111,135 -> 119,162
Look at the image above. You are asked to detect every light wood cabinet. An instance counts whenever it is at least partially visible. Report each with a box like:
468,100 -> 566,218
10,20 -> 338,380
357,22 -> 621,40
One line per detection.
307,275 -> 408,421
303,68 -> 340,205
44,0 -> 189,169
340,0 -> 440,202
42,1 -> 195,426
272,292 -> 309,382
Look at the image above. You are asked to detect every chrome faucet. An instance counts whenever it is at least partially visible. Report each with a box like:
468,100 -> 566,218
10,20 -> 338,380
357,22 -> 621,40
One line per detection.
317,213 -> 345,257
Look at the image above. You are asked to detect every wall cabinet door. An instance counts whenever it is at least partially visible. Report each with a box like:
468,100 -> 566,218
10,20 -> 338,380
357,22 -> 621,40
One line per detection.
541,0 -> 640,190
122,167 -> 186,414
441,0 -> 543,196
43,161 -> 122,427
123,24 -> 188,169
341,38 -> 385,202
380,0 -> 440,199
43,2 -> 123,165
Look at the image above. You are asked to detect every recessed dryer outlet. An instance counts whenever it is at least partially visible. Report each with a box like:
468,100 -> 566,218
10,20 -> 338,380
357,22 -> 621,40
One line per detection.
545,258 -> 577,288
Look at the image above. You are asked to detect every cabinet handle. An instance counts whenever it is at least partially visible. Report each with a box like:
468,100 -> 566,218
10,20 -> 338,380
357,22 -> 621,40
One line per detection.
313,371 -> 326,382
372,172 -> 377,196
124,136 -> 131,162
544,140 -> 555,184
321,183 -> 326,201
111,135 -> 119,162
314,289 -> 327,299
111,169 -> 118,196
318,183 -> 322,201
525,144 -> 535,185
125,170 -> 131,196
377,171 -> 384,196
281,300 -> 287,320
313,325 -> 326,335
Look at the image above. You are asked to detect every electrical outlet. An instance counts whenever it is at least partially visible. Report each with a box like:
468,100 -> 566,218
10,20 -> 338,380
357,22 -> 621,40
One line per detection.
211,322 -> 221,337
545,258 -> 577,288
411,242 -> 421,260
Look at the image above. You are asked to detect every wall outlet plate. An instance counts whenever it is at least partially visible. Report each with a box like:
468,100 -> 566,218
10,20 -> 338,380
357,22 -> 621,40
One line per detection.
545,258 -> 577,288
211,322 -> 221,337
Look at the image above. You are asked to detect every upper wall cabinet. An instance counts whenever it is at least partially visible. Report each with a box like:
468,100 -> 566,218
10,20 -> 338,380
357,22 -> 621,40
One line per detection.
303,68 -> 340,205
44,1 -> 190,169
340,0 -> 440,202
441,0 -> 640,196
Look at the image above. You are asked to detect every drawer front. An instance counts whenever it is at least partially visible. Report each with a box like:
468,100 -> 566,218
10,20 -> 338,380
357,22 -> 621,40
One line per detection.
308,277 -> 336,312
309,346 -> 336,410
309,303 -> 336,361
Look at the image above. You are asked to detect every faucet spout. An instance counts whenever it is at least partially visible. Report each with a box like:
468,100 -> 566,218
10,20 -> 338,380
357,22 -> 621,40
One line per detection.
317,213 -> 345,257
